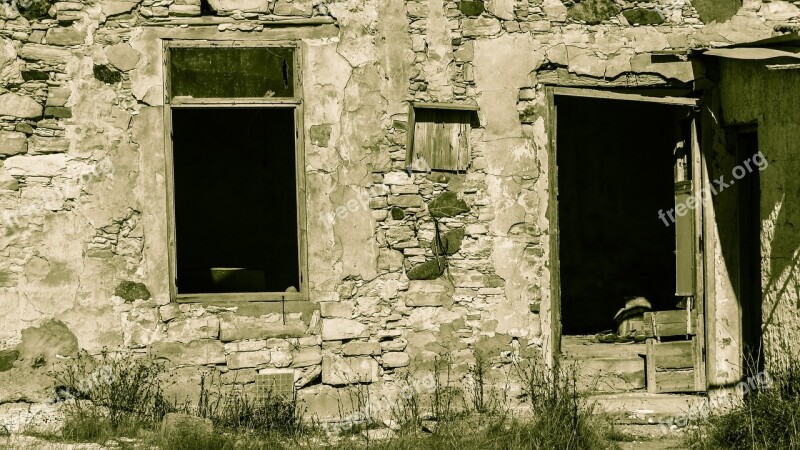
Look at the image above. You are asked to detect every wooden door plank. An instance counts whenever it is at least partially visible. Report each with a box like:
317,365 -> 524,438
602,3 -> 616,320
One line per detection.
643,310 -> 697,338
652,341 -> 694,369
646,338 -> 657,393
654,370 -> 696,393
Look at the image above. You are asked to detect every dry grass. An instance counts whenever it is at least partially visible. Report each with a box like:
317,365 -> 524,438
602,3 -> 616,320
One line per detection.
686,359 -> 800,449
33,349 -> 622,450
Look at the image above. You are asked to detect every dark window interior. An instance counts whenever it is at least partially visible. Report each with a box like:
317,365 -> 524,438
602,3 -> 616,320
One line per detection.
172,108 -> 299,294
169,47 -> 294,99
557,97 -> 679,334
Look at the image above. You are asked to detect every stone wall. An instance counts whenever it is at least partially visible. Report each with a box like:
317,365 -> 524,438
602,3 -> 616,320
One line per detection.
0,0 -> 799,427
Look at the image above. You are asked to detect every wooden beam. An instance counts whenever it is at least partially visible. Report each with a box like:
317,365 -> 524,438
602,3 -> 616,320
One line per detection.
176,292 -> 305,303
412,101 -> 480,111
145,16 -> 336,26
553,87 -> 699,107
537,68 -> 675,88
643,310 -> 697,338
152,24 -> 339,40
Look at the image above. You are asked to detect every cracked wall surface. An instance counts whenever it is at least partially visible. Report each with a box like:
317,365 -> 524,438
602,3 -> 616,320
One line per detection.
0,0 -> 799,426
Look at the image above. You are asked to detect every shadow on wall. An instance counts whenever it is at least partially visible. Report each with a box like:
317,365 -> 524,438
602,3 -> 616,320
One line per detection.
713,58 -> 800,373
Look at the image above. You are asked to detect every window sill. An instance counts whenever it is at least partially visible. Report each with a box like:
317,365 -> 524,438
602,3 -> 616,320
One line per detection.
175,292 -> 305,303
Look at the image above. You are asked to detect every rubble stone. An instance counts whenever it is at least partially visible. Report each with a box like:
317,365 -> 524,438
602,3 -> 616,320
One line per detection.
0,94 -> 42,119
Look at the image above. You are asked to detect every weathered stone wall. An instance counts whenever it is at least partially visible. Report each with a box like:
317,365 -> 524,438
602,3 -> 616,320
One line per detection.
0,0 -> 799,427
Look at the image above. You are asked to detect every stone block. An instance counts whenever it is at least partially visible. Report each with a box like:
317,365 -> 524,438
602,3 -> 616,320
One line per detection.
29,136 -> 69,154
622,8 -> 664,25
342,341 -> 382,356
566,0 -> 620,24
273,0 -> 312,16
105,42 -> 142,72
463,17 -> 502,37
151,340 -> 226,366
321,318 -> 369,341
168,4 -> 201,16
543,0 -> 567,21
4,154 -> 66,176
405,280 -> 454,307
459,1 -> 484,16
226,350 -> 271,369
692,0 -> 742,23
0,132 -> 27,156
292,347 -> 322,367
0,171 -> 19,191
383,171 -> 414,185
206,0 -> 269,13
388,194 -> 423,208
166,316 -> 220,343
322,355 -> 379,385
0,94 -> 42,119
270,349 -> 293,368
431,228 -> 465,255
391,184 -> 420,195
14,123 -> 34,135
20,44 -> 71,65
486,0 -> 514,20
378,248 -> 404,271
298,384 -> 357,420
45,27 -> 86,46
219,314 -> 308,342
221,368 -> 257,384
225,340 -> 267,352
320,301 -> 354,318
428,192 -> 470,218
381,352 -> 410,368
454,41 -> 474,62
407,257 -> 446,281
407,1 -> 429,18
102,1 -> 138,17
46,88 -> 70,107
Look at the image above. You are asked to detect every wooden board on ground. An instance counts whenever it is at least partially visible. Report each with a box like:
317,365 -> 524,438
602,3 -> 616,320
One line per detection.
646,338 -> 701,393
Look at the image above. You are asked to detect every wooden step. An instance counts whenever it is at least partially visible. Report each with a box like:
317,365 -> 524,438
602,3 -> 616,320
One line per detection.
562,335 -> 646,359
590,392 -> 707,426
561,335 -> 646,393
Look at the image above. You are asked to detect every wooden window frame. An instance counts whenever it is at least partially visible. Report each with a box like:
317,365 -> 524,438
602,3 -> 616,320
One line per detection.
405,101 -> 479,173
163,39 -> 308,303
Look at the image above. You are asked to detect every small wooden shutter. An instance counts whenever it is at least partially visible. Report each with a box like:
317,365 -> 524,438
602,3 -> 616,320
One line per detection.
407,103 -> 478,172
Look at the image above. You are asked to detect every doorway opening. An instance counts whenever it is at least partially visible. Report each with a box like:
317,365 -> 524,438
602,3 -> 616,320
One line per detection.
732,127 -> 763,375
557,96 -> 687,335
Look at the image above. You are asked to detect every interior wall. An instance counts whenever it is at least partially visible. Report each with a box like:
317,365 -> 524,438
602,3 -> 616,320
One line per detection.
557,96 -> 678,335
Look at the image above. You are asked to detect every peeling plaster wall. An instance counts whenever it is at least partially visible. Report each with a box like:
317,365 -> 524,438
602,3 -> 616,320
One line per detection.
0,0 -> 798,425
715,59 -> 800,376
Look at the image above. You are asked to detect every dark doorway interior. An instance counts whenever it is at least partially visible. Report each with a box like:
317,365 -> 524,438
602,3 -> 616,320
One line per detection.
557,97 -> 679,335
172,107 -> 299,294
735,129 -> 763,374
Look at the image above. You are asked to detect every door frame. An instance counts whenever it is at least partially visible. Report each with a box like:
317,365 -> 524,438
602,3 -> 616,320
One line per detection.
545,86 -> 708,392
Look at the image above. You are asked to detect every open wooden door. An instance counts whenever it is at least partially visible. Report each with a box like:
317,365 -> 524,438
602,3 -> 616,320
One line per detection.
645,112 -> 707,393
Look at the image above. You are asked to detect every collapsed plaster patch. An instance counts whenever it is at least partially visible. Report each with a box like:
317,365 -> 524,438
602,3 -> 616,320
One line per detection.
18,319 -> 79,365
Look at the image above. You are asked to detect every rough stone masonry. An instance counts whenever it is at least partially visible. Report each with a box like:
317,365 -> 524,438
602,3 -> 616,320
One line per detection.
0,0 -> 798,431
